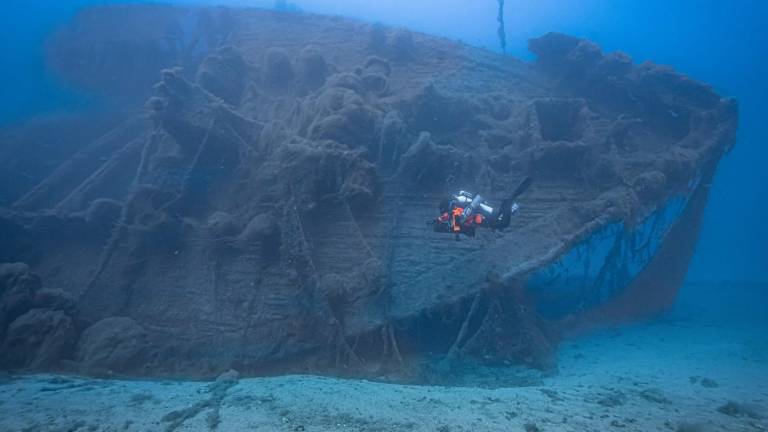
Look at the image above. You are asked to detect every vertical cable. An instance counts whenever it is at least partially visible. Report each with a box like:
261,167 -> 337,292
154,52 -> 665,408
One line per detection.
497,0 -> 507,53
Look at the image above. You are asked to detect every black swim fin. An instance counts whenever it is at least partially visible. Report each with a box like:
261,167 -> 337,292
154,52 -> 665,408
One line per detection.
508,176 -> 532,201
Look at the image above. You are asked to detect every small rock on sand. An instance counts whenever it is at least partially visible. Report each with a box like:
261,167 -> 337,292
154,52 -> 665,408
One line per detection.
717,401 -> 763,419
640,388 -> 671,404
524,422 -> 541,432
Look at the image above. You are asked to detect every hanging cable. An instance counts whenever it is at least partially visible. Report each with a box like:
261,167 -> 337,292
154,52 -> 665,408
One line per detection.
496,0 -> 507,53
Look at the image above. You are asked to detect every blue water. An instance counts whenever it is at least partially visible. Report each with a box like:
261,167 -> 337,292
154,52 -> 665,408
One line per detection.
0,3 -> 765,429
3,0 -> 765,290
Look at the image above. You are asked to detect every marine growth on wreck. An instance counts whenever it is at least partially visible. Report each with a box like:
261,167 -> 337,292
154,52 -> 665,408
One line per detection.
0,5 -> 737,382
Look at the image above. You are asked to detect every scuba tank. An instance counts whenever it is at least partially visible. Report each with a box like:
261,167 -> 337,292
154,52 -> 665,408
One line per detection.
460,194 -> 484,224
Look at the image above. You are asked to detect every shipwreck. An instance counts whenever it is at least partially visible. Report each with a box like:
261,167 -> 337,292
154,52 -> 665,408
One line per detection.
0,5 -> 737,382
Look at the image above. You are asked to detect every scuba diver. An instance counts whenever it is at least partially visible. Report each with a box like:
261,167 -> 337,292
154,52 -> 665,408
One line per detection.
429,177 -> 531,238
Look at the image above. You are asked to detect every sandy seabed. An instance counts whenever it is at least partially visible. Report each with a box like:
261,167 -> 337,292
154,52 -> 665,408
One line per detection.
1,319 -> 765,432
